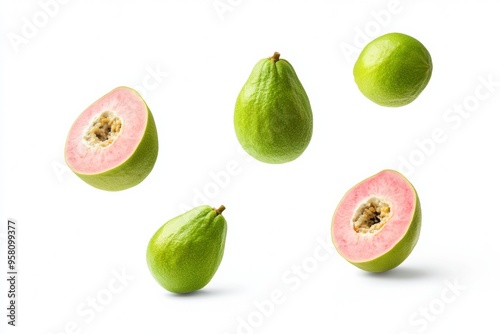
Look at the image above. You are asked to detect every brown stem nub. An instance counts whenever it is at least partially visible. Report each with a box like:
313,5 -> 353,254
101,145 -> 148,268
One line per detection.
270,52 -> 280,62
214,205 -> 226,215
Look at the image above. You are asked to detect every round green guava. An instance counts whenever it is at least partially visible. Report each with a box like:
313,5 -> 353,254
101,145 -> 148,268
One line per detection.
354,33 -> 432,107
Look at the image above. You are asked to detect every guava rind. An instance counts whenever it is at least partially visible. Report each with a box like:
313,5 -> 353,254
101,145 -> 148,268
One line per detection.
234,54 -> 313,164
353,32 -> 432,107
65,87 -> 158,191
146,205 -> 227,294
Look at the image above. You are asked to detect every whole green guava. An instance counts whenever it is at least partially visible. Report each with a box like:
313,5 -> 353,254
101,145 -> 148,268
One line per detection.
146,205 -> 227,294
234,52 -> 313,164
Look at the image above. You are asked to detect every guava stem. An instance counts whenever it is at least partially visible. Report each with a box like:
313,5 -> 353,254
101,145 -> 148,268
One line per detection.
270,52 -> 280,62
215,205 -> 226,215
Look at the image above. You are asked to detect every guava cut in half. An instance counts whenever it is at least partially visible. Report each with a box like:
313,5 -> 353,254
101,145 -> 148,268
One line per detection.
331,170 -> 421,272
65,86 -> 158,191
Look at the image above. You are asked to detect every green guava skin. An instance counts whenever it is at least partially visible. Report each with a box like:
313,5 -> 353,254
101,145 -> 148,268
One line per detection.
146,205 -> 227,294
353,33 -> 433,107
234,53 -> 313,164
68,88 -> 159,191
349,192 -> 421,272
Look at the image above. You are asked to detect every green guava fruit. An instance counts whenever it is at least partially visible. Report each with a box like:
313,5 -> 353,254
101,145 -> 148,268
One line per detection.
234,52 -> 313,164
64,86 -> 158,191
331,170 -> 421,272
146,205 -> 227,294
353,32 -> 432,107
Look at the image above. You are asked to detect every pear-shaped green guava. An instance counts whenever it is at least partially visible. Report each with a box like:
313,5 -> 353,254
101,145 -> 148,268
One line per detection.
234,52 -> 313,164
146,205 -> 227,294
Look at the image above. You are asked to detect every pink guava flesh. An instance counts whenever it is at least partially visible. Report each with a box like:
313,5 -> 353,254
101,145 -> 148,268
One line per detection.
331,170 -> 418,263
65,87 -> 148,174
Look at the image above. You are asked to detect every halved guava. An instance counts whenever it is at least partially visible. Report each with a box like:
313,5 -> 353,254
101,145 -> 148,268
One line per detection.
64,86 -> 158,191
331,170 -> 421,272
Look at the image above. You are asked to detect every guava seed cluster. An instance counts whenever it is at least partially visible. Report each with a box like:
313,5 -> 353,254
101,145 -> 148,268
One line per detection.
352,197 -> 391,234
83,111 -> 122,148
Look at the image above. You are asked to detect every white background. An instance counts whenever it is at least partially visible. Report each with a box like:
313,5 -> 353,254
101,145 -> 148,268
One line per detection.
1,1 -> 500,333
